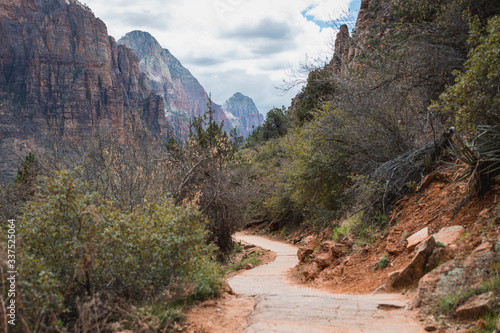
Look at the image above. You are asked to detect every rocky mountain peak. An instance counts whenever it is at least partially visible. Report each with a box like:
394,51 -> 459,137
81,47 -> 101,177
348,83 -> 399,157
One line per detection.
222,92 -> 264,136
223,92 -> 258,118
119,30 -> 164,60
118,31 -> 263,138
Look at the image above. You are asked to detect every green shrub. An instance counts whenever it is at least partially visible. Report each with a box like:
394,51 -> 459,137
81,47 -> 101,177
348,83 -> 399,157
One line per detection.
0,245 -> 64,332
431,15 -> 500,129
376,254 -> 390,270
226,254 -> 262,273
18,169 -> 222,324
282,115 -> 349,219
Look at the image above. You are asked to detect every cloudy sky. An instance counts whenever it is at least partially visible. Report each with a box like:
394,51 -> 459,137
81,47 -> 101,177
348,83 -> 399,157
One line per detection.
84,0 -> 361,115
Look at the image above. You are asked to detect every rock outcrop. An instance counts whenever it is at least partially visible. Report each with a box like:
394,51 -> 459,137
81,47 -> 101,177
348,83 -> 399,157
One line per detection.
0,0 -> 171,179
221,92 -> 264,137
414,249 -> 500,308
297,237 -> 352,281
331,24 -> 350,73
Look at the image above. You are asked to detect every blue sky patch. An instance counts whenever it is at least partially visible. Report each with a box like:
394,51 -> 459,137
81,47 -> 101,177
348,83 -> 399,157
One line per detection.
301,0 -> 361,31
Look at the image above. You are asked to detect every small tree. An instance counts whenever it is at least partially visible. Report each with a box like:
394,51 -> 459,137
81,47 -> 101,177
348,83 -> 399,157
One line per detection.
165,98 -> 242,260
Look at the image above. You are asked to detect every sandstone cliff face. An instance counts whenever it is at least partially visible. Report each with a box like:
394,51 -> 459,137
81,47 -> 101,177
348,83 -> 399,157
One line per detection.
222,92 -> 264,137
0,0 -> 171,179
119,31 -> 264,138
331,24 -> 350,73
118,30 -> 229,137
338,0 -> 392,70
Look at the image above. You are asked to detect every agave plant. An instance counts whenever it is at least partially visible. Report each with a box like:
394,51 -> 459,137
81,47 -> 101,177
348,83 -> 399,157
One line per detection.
448,122 -> 500,196
477,123 -> 500,179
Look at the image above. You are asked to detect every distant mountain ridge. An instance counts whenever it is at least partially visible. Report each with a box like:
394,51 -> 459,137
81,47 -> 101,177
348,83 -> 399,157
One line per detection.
118,30 -> 264,137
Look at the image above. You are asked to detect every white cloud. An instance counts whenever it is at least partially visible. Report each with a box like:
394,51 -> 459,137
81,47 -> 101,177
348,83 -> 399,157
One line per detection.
84,0 -> 358,115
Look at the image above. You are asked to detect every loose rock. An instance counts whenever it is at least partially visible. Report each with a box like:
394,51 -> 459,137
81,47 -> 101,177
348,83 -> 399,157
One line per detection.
433,226 -> 465,246
387,236 -> 435,290
239,263 -> 254,270
297,244 -> 315,263
200,300 -> 218,307
455,292 -> 493,320
472,242 -> 494,254
386,227 -> 406,255
407,227 -> 430,251
303,262 -> 321,280
314,252 -> 334,269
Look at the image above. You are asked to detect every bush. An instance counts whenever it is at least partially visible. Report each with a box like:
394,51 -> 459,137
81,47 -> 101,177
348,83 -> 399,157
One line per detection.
245,107 -> 289,147
282,112 -> 350,220
432,15 -> 500,130
0,244 -> 64,332
165,101 -> 242,260
376,254 -> 390,270
17,169 -> 222,325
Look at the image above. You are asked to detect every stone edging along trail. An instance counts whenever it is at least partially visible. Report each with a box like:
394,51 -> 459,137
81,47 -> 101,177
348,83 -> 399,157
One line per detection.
229,233 -> 426,333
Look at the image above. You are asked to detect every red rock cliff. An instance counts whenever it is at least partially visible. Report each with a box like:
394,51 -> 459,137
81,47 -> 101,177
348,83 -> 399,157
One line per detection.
0,0 -> 172,179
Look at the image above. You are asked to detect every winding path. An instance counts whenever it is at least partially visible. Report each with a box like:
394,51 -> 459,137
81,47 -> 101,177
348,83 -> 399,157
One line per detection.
229,233 -> 425,333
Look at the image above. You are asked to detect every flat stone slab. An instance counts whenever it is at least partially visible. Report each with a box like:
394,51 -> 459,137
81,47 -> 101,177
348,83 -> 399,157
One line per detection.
433,226 -> 464,246
456,292 -> 493,320
407,227 -> 429,251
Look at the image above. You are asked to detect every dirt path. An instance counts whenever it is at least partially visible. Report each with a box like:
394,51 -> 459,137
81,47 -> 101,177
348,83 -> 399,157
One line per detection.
229,233 -> 425,333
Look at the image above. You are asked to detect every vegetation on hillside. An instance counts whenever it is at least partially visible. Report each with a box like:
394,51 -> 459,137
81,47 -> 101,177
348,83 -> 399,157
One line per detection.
239,0 -> 500,242
0,101 -> 244,331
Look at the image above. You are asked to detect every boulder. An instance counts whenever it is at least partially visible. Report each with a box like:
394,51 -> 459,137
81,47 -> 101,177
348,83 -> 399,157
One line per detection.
424,247 -> 452,272
297,244 -> 315,263
414,251 -> 500,308
387,236 -> 435,290
314,252 -> 334,269
433,226 -> 464,246
455,292 -> 494,320
407,227 -> 429,251
303,262 -> 321,280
